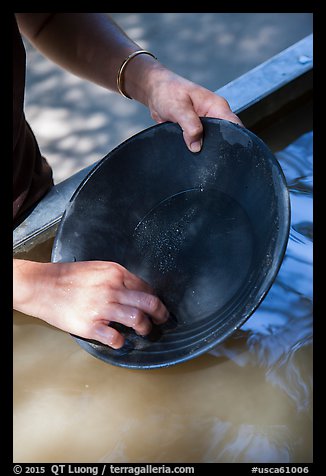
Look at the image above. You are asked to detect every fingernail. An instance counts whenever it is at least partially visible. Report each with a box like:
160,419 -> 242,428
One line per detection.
160,313 -> 178,331
190,140 -> 202,153
162,309 -> 170,322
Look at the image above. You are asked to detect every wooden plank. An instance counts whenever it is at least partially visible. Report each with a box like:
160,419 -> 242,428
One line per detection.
217,34 -> 312,124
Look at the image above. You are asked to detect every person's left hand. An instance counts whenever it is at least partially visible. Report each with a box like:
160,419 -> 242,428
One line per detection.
145,68 -> 243,152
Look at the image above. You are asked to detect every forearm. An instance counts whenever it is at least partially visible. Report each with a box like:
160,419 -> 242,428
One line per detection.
15,13 -> 242,153
13,259 -> 52,319
15,12 -> 162,103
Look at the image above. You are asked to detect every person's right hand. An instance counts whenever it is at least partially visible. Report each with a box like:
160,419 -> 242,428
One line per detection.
13,259 -> 169,349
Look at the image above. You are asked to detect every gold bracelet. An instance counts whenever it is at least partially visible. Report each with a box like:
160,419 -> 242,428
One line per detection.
116,50 -> 157,99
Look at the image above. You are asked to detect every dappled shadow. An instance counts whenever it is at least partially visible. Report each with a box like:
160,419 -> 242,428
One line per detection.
23,13 -> 312,184
24,41 -> 151,183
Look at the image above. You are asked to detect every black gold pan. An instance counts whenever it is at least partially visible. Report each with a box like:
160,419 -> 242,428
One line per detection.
51,118 -> 290,369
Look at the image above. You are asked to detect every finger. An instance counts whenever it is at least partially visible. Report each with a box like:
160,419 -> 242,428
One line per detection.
103,303 -> 153,336
178,109 -> 204,153
122,268 -> 155,294
92,323 -> 125,349
217,110 -> 244,127
206,95 -> 244,127
112,289 -> 169,325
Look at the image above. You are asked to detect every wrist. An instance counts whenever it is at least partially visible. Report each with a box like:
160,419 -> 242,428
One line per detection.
117,50 -> 157,99
13,259 -> 34,312
121,53 -> 167,105
13,259 -> 51,318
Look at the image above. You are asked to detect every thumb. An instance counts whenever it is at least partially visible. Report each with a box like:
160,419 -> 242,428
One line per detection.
178,109 -> 204,153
